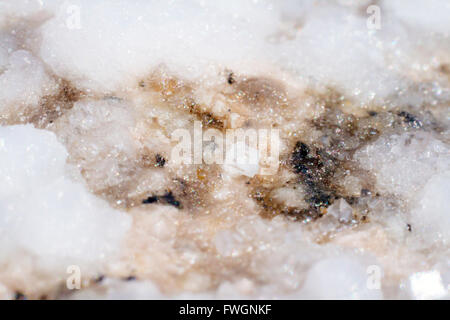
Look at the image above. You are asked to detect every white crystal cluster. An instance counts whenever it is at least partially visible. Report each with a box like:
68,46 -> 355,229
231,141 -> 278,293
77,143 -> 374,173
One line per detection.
0,0 -> 449,300
0,125 -> 131,297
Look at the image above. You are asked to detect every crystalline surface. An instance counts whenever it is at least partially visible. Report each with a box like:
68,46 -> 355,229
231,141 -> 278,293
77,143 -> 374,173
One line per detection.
0,0 -> 449,299
0,125 -> 131,297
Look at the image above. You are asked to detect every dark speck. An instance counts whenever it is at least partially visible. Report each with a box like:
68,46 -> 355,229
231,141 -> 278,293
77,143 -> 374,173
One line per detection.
142,191 -> 181,208
290,141 -> 333,211
309,193 -> 331,208
368,111 -> 377,117
407,224 -> 412,232
227,72 -> 235,85
291,142 -> 311,174
398,111 -> 422,128
142,195 -> 158,204
14,292 -> 26,300
124,276 -> 136,281
161,191 -> 181,208
293,142 -> 310,159
94,275 -> 105,283
155,154 -> 166,167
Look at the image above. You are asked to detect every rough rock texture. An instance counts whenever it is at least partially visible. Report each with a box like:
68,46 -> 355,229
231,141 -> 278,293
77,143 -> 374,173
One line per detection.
0,0 -> 449,300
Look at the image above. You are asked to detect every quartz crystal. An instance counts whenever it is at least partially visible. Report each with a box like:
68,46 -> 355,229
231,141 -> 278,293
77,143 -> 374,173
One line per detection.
0,0 -> 449,300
